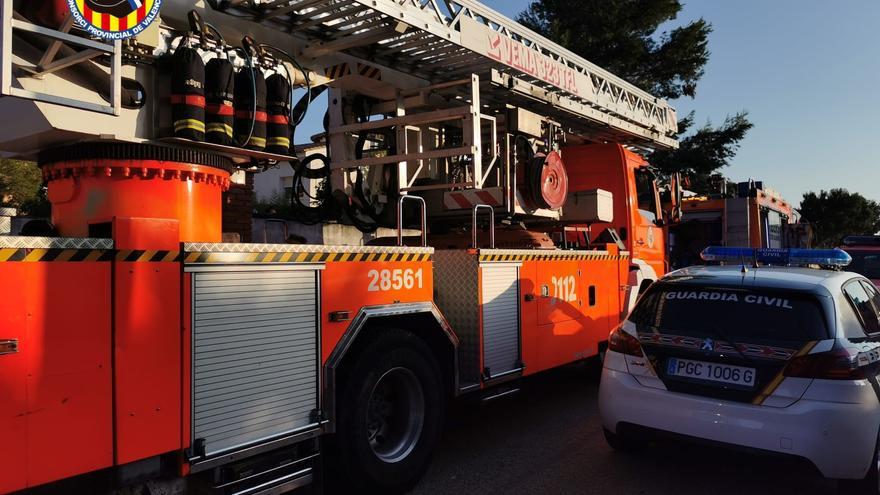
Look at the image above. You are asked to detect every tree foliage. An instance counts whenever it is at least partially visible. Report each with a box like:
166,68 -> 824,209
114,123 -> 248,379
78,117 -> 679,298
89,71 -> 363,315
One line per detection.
517,0 -> 711,99
517,0 -> 753,195
0,159 -> 49,215
799,189 -> 880,247
651,111 -> 753,193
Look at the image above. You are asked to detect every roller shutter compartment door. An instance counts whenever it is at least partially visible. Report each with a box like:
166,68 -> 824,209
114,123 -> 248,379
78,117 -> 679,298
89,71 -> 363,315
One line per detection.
192,268 -> 319,457
481,264 -> 520,378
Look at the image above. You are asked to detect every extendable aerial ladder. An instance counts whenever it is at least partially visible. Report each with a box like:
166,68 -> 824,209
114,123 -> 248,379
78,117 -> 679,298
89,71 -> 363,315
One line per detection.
0,0 -> 678,156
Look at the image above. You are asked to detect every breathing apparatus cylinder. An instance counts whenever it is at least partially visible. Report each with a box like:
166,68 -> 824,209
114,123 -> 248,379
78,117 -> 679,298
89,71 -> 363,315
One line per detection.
234,39 -> 268,152
171,13 -> 210,142
205,56 -> 236,146
266,73 -> 292,156
234,66 -> 267,151
171,45 -> 206,141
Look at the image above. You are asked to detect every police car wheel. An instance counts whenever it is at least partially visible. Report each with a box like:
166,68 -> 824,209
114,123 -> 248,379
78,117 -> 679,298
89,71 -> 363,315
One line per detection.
603,428 -> 647,453
334,330 -> 444,494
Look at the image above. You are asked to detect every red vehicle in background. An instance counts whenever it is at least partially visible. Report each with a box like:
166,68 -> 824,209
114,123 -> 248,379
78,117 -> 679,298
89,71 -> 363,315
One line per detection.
841,236 -> 880,286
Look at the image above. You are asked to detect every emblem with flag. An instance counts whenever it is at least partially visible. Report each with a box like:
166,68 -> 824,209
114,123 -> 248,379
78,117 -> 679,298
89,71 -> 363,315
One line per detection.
69,0 -> 160,38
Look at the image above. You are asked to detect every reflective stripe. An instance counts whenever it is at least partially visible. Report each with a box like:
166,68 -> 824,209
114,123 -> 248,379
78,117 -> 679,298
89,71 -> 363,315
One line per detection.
175,119 -> 206,132
238,136 -> 267,147
268,137 -> 291,147
207,103 -> 234,116
171,95 -> 207,107
207,123 -> 234,137
236,110 -> 268,122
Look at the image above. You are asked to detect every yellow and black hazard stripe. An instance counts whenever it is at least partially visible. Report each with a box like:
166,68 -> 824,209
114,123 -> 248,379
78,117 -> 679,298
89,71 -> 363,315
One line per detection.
751,340 -> 819,405
116,250 -> 184,263
324,63 -> 350,80
184,251 -> 432,264
0,248 -> 115,262
0,249 -> 179,263
357,63 -> 382,81
479,253 -> 630,262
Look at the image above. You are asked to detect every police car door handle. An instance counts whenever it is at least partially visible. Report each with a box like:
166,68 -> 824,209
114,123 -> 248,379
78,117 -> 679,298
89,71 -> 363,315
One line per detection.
0,339 -> 18,356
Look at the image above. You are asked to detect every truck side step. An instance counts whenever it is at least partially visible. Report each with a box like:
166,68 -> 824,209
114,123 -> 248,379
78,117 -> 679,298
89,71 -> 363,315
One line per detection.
481,387 -> 520,402
204,439 -> 320,495
228,467 -> 313,495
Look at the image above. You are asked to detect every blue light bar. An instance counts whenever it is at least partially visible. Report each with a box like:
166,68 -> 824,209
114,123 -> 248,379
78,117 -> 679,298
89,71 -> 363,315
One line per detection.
700,247 -> 852,267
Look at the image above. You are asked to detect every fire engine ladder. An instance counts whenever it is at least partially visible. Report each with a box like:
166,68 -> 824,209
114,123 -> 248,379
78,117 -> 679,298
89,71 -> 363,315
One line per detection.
217,0 -> 678,149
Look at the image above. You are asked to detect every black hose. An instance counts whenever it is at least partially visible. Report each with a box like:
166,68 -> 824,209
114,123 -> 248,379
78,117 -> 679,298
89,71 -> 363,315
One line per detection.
229,46 -> 257,148
346,95 -> 394,227
290,154 -> 331,225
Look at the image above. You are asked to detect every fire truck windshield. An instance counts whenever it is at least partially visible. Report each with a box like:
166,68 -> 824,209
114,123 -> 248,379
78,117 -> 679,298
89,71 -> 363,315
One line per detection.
635,168 -> 661,223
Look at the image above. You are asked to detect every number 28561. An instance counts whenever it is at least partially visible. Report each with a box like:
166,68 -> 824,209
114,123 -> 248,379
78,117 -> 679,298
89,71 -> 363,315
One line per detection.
367,269 -> 424,292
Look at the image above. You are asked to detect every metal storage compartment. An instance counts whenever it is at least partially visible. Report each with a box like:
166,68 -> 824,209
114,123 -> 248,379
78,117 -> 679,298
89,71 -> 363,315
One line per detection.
433,250 -> 524,389
562,188 -> 614,223
480,264 -> 521,378
191,266 -> 320,457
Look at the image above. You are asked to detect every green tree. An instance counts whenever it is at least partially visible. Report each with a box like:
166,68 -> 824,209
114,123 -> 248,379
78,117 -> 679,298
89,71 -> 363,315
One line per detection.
517,0 -> 710,100
798,189 -> 880,247
517,0 -> 752,194
650,111 -> 753,193
0,159 -> 49,215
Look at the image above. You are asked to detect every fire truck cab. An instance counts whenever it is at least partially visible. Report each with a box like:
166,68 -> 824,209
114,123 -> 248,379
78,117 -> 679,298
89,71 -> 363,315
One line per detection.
668,181 -> 797,269
840,236 -> 880,287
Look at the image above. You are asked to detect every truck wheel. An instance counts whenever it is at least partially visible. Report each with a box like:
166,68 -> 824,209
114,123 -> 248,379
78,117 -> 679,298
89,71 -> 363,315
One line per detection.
334,330 -> 444,494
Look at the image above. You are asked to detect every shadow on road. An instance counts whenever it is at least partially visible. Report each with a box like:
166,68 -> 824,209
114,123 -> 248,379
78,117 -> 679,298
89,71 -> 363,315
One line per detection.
410,362 -> 836,495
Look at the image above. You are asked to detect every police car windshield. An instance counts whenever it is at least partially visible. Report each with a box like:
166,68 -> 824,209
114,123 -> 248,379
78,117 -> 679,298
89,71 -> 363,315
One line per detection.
846,251 -> 880,280
629,284 -> 829,342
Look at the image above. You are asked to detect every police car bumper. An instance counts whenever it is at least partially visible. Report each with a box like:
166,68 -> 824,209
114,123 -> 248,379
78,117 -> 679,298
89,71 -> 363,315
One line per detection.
599,358 -> 880,480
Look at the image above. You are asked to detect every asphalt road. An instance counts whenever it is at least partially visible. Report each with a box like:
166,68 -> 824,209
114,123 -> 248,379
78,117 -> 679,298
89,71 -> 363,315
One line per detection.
409,362 -> 839,495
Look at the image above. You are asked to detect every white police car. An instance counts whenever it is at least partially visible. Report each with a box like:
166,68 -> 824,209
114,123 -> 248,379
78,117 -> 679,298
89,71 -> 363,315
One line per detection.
600,247 -> 880,493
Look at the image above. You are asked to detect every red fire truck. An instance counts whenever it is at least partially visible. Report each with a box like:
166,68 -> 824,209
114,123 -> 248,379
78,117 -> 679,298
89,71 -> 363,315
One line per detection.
0,0 -> 679,493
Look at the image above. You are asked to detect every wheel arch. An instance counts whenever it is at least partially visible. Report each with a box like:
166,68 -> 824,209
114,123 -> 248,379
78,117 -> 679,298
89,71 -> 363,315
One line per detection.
324,302 -> 458,432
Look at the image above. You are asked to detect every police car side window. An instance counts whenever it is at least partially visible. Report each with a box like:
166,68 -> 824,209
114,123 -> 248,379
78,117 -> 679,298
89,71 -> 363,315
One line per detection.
860,280 -> 880,312
843,280 -> 880,335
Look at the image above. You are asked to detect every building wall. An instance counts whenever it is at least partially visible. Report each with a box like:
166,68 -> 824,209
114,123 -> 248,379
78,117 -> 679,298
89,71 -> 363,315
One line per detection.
222,172 -> 254,243
254,163 -> 296,202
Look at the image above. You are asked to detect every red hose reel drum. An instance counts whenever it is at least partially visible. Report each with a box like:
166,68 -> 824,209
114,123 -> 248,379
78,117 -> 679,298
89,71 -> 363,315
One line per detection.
522,151 -> 569,210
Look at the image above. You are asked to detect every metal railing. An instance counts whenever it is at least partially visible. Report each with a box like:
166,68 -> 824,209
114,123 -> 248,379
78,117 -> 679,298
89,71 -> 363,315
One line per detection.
0,4 -> 122,115
472,204 -> 495,249
397,196 -> 427,247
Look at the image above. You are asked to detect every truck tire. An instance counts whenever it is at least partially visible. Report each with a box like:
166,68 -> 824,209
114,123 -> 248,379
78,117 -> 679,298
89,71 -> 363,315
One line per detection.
334,329 -> 445,494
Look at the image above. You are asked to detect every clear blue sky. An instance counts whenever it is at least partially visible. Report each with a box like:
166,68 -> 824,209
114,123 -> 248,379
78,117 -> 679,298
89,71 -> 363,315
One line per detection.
297,0 -> 880,205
